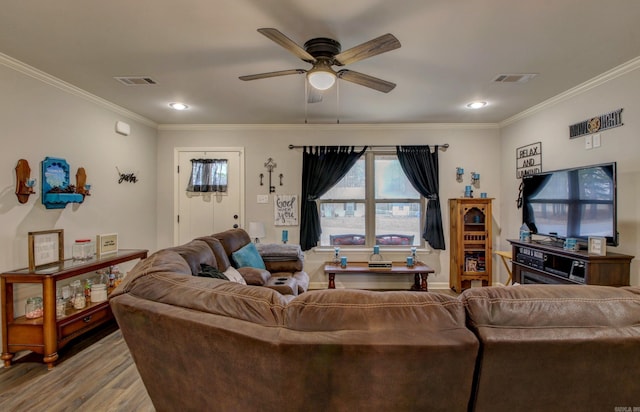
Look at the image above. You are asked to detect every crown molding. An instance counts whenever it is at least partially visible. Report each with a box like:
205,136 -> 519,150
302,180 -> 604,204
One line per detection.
158,122 -> 499,131
500,56 -> 640,127
0,52 -> 157,128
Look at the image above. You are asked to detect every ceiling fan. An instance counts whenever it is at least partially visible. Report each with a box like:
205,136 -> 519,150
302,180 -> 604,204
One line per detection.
239,28 -> 401,102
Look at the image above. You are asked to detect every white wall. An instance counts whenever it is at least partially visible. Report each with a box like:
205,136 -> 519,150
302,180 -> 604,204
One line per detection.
499,61 -> 640,285
0,58 -> 158,345
157,124 -> 501,289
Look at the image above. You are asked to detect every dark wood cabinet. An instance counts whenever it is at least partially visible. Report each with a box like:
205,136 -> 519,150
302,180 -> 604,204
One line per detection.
508,239 -> 632,286
449,198 -> 493,292
1,249 -> 147,369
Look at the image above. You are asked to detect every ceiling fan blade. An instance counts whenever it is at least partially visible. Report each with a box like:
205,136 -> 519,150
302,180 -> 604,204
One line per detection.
257,28 -> 316,63
334,33 -> 401,66
239,69 -> 305,81
337,69 -> 396,93
307,86 -> 323,103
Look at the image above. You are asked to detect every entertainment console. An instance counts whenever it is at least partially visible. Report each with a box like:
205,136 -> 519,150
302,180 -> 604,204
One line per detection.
508,239 -> 633,286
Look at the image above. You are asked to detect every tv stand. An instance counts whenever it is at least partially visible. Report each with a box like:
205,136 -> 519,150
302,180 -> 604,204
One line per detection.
508,239 -> 633,286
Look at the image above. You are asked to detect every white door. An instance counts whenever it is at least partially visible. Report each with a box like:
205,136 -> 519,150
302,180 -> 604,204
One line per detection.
176,149 -> 244,245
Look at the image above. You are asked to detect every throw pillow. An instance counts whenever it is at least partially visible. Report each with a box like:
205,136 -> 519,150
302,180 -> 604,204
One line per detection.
224,266 -> 247,285
237,267 -> 271,286
197,263 -> 229,280
231,242 -> 266,270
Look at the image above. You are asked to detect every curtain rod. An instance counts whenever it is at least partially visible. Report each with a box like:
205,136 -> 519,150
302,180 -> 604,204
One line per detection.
288,144 -> 449,151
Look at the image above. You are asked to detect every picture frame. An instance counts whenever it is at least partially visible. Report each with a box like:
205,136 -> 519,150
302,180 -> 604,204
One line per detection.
588,236 -> 607,256
274,194 -> 298,226
96,233 -> 118,257
28,229 -> 64,271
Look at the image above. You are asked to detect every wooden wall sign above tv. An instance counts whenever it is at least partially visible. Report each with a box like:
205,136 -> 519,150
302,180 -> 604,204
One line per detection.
569,108 -> 623,138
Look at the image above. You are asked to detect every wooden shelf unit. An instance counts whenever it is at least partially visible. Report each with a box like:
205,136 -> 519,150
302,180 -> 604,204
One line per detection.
1,249 -> 147,369
449,198 -> 493,292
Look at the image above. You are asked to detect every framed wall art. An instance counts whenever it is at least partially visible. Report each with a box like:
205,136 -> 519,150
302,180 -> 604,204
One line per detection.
97,233 -> 118,257
274,195 -> 298,226
588,236 -> 607,256
28,229 -> 64,271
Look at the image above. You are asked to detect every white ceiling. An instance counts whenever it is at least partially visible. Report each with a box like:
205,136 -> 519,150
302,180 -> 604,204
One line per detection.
1,0 -> 639,125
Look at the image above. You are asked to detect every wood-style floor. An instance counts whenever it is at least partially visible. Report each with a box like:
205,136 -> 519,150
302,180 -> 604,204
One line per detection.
0,322 -> 155,411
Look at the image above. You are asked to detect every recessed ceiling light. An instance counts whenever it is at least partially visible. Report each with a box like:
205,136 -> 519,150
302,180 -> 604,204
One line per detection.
169,102 -> 189,110
466,101 -> 487,109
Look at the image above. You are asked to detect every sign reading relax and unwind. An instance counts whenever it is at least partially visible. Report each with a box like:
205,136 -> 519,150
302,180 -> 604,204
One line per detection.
569,108 -> 623,139
516,142 -> 542,179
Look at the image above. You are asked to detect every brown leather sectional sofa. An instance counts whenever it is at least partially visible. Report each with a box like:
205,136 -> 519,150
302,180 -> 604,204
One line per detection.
168,228 -> 309,294
110,231 -> 640,411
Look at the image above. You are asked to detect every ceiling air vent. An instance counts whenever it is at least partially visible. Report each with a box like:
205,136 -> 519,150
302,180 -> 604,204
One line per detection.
493,73 -> 537,83
114,76 -> 157,86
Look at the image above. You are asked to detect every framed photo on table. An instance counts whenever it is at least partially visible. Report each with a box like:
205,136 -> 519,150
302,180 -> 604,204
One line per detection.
97,233 -> 118,257
588,236 -> 607,256
28,229 -> 64,271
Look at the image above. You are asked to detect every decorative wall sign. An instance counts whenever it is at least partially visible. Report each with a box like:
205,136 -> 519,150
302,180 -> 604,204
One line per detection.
28,229 -> 64,271
516,142 -> 542,179
569,108 -> 623,138
260,158 -> 282,193
274,195 -> 298,226
97,233 -> 118,257
116,167 -> 138,184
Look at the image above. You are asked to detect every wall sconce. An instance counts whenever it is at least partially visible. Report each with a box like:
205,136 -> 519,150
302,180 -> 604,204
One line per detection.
456,167 -> 464,182
15,159 -> 36,204
471,172 -> 480,186
248,222 -> 266,243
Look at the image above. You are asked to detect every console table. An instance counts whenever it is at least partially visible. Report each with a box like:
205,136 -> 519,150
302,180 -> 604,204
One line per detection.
1,249 -> 147,369
324,262 -> 434,291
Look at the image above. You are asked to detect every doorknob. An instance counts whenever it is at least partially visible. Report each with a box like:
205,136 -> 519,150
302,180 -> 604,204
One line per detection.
233,224 -> 239,228
233,214 -> 238,219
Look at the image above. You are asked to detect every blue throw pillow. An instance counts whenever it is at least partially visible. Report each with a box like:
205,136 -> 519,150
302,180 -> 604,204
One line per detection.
231,242 -> 266,270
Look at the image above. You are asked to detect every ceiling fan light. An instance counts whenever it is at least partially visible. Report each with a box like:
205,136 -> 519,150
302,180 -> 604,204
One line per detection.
307,71 -> 336,90
466,101 -> 487,109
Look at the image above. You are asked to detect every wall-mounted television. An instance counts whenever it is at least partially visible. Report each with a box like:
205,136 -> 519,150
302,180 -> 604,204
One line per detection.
522,162 -> 618,246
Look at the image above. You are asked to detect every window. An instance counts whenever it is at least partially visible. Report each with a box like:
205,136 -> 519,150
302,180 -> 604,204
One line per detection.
318,152 -> 423,247
186,158 -> 228,192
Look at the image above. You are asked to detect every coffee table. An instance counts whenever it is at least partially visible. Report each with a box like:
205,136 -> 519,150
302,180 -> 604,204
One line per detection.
323,261 -> 434,291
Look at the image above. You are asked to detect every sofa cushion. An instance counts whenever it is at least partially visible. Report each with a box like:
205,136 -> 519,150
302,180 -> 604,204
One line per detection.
236,266 -> 271,286
231,242 -> 266,270
285,289 -> 468,332
112,269 -> 287,326
223,266 -> 247,285
166,239 -> 217,275
463,284 -> 640,328
197,263 -> 229,280
196,236 -> 232,271
214,228 -> 252,256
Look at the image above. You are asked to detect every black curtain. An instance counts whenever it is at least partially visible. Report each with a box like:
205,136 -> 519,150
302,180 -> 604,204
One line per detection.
521,174 -> 552,233
300,146 -> 367,251
395,145 -> 445,250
